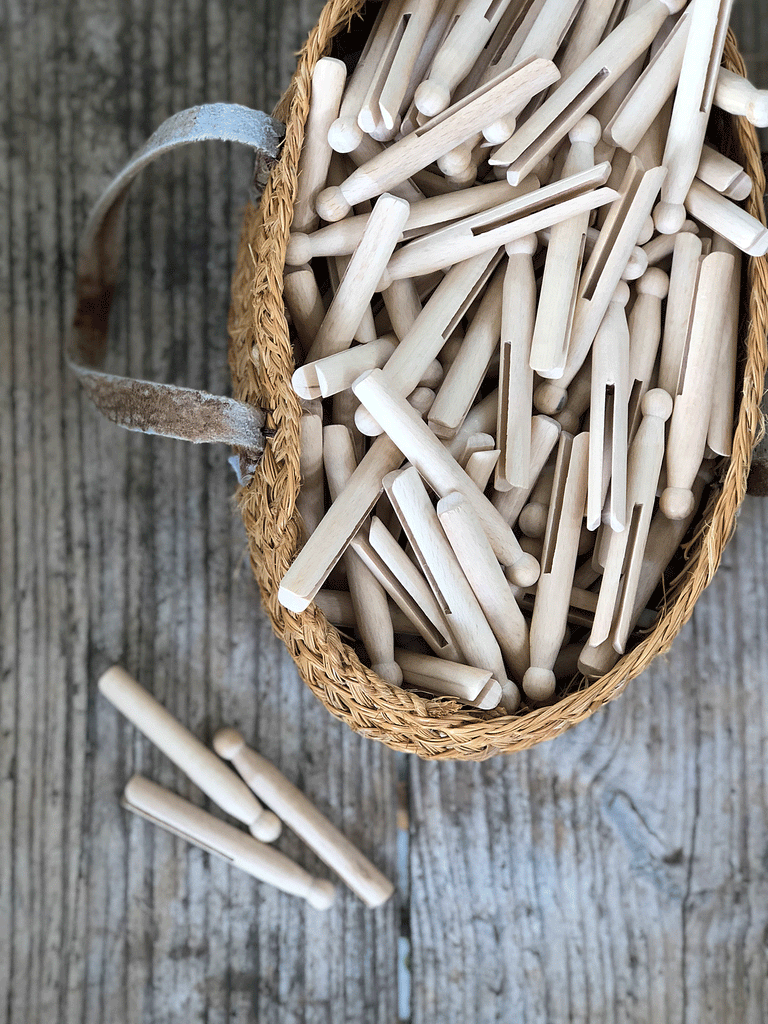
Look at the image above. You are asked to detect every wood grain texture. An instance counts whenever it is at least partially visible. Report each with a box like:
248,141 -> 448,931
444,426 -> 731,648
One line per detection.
2,0 -> 767,1022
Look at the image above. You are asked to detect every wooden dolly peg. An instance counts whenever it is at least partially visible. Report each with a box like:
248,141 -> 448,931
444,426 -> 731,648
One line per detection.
306,193 -> 410,362
413,0 -> 518,118
654,0 -> 735,235
707,236 -> 741,457
587,282 -> 631,532
657,231 -> 703,397
714,66 -> 768,127
283,267 -> 325,359
684,178 -> 768,256
518,465 -> 556,540
465,448 -> 500,491
384,467 -> 509,684
297,404 -> 324,540
437,492 -> 529,698
393,649 -> 500,710
555,359 -> 592,435
590,389 -> 673,650
662,250 -> 735,519
627,267 -> 669,441
490,0 -> 685,183
523,431 -> 590,702
492,415 -> 561,522
214,729 -> 394,907
557,0 -> 618,82
98,666 -> 282,842
697,143 -> 752,202
123,776 -> 334,909
316,57 -> 559,221
530,116 -> 601,379
293,335 -> 397,401
495,234 -> 538,490
354,369 -> 540,586
444,388 -> 499,460
641,219 -> 699,265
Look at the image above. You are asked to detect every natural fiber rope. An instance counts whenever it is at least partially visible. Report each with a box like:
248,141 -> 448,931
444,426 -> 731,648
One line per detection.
228,4 -> 768,760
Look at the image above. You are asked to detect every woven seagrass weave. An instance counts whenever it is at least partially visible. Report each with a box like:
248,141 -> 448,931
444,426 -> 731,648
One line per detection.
228,0 -> 768,760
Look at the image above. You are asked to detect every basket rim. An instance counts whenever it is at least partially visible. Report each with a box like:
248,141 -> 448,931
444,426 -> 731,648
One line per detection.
228,0 -> 768,760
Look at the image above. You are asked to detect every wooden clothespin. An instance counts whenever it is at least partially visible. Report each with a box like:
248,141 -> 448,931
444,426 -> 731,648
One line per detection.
393,648 -> 501,709
444,388 -> 499,461
587,282 -> 630,532
283,267 -> 326,359
627,267 -> 669,441
657,231 -> 703,397
98,666 -> 282,841
590,388 -> 673,650
122,776 -> 335,908
313,588 -> 415,636
214,729 -> 393,907
413,0 -> 519,118
490,0 -> 685,183
518,464 -> 556,539
641,218 -> 699,265
492,415 -> 561,522
353,369 -> 541,586
293,335 -> 397,401
316,57 -> 559,222
383,466 -> 510,684
530,116 -> 601,379
713,66 -> 768,127
684,178 -> 768,256
554,359 -> 591,434
556,0 -> 618,82
707,236 -> 741,457
437,492 -> 529,702
297,402 -> 324,541
696,144 -> 752,202
523,431 -> 590,702
496,234 -> 538,491
654,0 -> 735,235
662,250 -> 735,519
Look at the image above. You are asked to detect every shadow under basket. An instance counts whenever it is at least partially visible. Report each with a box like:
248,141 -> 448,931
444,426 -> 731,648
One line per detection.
229,0 -> 768,760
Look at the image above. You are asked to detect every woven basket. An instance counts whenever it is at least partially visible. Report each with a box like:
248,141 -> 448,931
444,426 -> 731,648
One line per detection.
228,0 -> 768,760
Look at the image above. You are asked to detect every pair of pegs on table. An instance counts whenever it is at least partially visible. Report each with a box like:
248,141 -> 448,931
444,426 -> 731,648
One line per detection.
98,666 -> 394,910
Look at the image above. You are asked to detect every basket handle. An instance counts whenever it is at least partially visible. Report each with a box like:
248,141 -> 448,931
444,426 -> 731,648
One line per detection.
69,103 -> 284,455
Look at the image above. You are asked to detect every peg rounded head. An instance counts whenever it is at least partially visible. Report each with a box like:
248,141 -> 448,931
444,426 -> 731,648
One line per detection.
249,810 -> 284,844
505,233 -> 538,256
556,408 -> 581,434
534,381 -> 568,416
447,163 -> 478,187
641,388 -> 673,422
327,116 -> 364,154
507,552 -> 540,588
483,117 -> 516,145
611,280 -> 631,306
213,727 -> 247,762
522,667 -> 556,702
653,200 -> 686,235
662,0 -> 687,12
315,185 -> 352,223
568,115 -> 601,147
354,403 -> 384,436
285,233 -> 313,266
372,662 -> 404,687
660,486 -> 695,520
414,79 -> 450,119
518,503 -> 548,539
622,248 -> 648,281
500,680 -> 521,713
437,145 -> 472,176
638,266 -> 669,300
306,878 -> 336,911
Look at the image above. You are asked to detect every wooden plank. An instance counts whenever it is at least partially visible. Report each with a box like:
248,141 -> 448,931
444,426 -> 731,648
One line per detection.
0,1 -> 398,1023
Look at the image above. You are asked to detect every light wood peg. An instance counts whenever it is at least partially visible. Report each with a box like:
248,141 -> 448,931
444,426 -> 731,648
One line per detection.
283,268 -> 326,359
98,666 -> 282,842
708,236 -> 741,457
492,415 -> 561,524
518,465 -> 556,540
213,729 -> 394,908
714,66 -> 768,127
316,57 -> 559,221
684,178 -> 768,257
697,143 -> 752,202
627,267 -> 669,441
393,648 -> 498,708
554,360 -> 591,435
297,406 -> 324,540
641,219 -> 699,265
657,231 -> 703,397
293,57 -> 347,234
662,251 -> 735,519
123,776 -> 334,910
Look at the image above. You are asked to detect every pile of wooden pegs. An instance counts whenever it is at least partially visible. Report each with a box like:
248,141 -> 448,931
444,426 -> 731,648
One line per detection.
277,0 -> 766,711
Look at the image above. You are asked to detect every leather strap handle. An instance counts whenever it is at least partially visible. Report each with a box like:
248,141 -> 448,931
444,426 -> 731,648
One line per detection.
69,103 -> 284,454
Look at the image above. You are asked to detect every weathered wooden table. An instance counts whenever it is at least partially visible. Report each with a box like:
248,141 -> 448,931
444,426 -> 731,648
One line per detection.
2,1 -> 768,1021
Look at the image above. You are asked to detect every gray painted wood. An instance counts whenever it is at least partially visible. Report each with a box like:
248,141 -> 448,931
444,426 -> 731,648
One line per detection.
2,1 -> 767,1022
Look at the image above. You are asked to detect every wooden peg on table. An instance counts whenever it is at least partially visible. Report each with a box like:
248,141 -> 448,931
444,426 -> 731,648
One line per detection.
657,231 -> 703,397
587,281 -> 630,532
413,0 -> 518,118
437,492 -> 529,699
492,415 -> 561,522
393,649 -> 500,709
292,57 -> 347,234
713,66 -> 768,127
590,389 -> 673,650
384,467 -> 510,684
684,178 -> 768,256
662,250 -> 735,519
213,729 -> 394,907
627,267 -> 669,440
530,116 -> 600,380
490,0 -> 685,183
98,666 -> 282,842
354,369 -> 540,586
316,57 -> 559,221
654,0 -> 735,235
523,431 -> 589,702
123,776 -> 334,909
306,193 -> 410,362
323,425 -> 402,687
707,236 -> 741,457
495,234 -> 538,490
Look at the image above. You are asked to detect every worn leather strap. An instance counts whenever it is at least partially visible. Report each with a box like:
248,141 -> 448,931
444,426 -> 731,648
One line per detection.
70,103 -> 284,453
